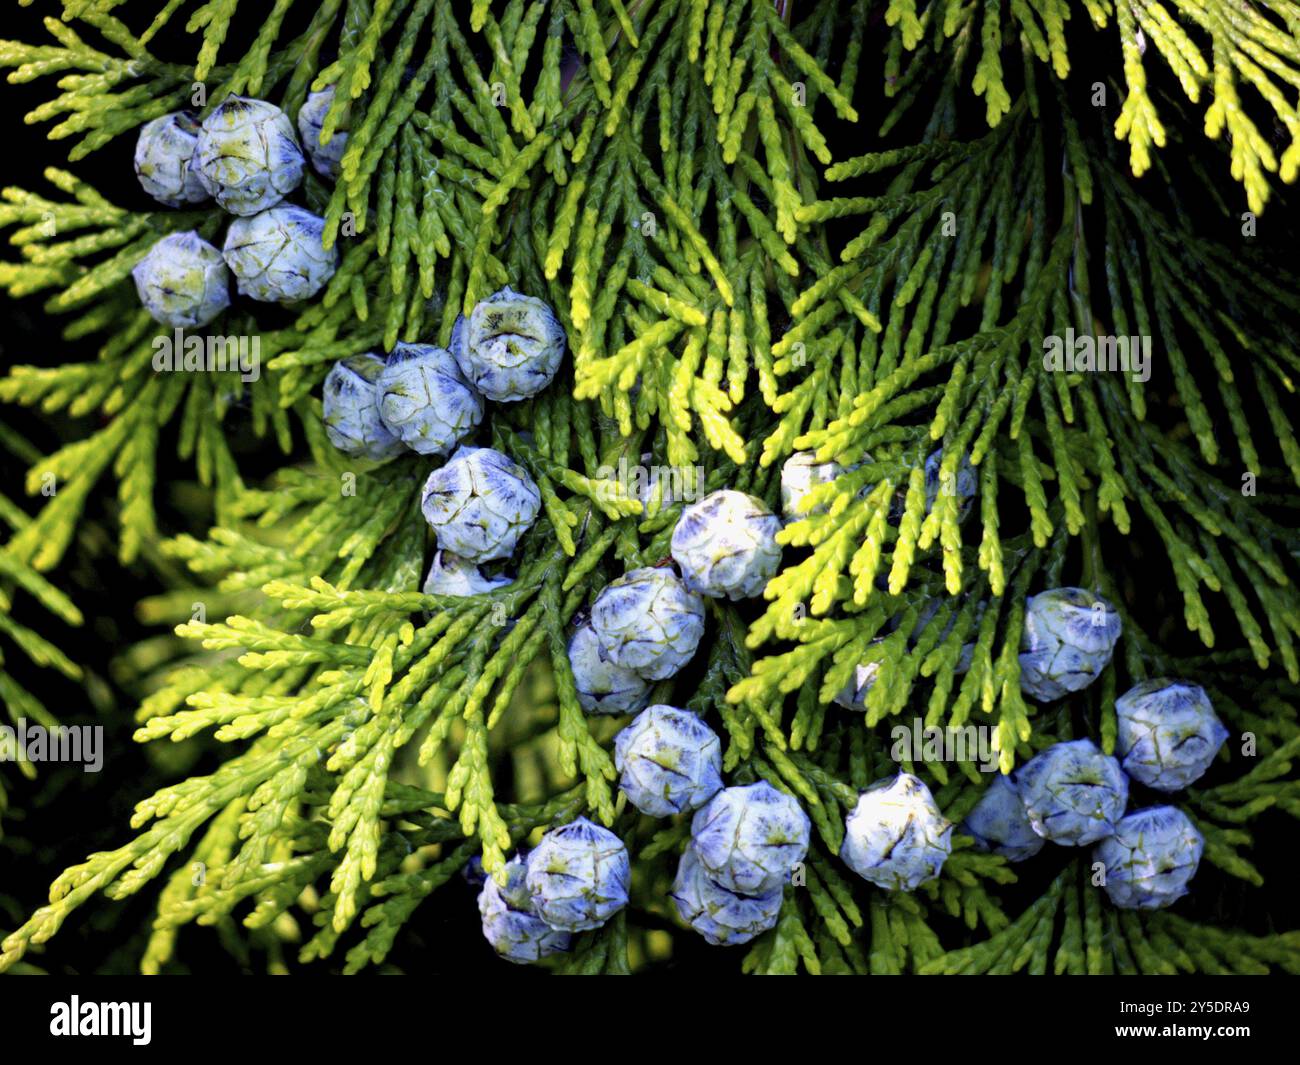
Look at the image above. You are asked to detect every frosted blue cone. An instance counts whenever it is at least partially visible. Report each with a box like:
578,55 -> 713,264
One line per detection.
961,774 -> 1045,862
841,772 -> 953,891
134,112 -> 207,206
590,567 -> 705,681
454,287 -> 566,401
568,623 -> 649,716
780,451 -> 843,520
690,782 -> 811,895
422,550 -> 511,597
478,856 -> 572,964
297,87 -> 348,180
923,448 -> 977,520
670,489 -> 783,601
421,446 -> 541,563
222,205 -> 337,303
132,231 -> 230,328
614,705 -> 723,817
1019,587 -> 1122,702
1094,806 -> 1204,910
671,846 -> 783,946
376,342 -> 483,456
525,818 -> 630,932
1116,679 -> 1229,792
322,354 -> 405,461
1016,738 -> 1128,846
192,95 -> 304,215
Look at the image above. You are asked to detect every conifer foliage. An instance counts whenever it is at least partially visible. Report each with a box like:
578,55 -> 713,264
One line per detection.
1,0 -> 1299,974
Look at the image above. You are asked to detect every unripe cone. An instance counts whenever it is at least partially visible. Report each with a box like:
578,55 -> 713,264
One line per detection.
841,773 -> 953,891
1094,806 -> 1204,910
478,856 -> 572,964
192,95 -> 304,215
690,782 -> 810,895
1116,679 -> 1229,792
590,567 -> 705,681
614,705 -> 723,817
670,489 -> 782,601
1016,738 -> 1128,846
421,446 -> 541,563
525,818 -> 630,932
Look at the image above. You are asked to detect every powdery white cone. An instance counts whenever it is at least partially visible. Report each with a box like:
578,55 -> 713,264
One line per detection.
193,95 -> 304,215
671,846 -> 782,946
421,446 -> 540,563
223,205 -> 337,302
923,448 -> 977,520
297,87 -> 348,180
1116,679 -> 1229,792
690,781 -> 811,895
1016,738 -> 1128,846
960,774 -> 1045,862
322,354 -> 405,461
833,611 -> 974,711
422,550 -> 511,597
614,705 -> 723,817
525,818 -> 630,932
478,855 -> 572,964
1093,806 -> 1204,910
841,773 -> 953,891
832,657 -> 884,711
670,490 -> 783,601
132,231 -> 230,328
1019,587 -> 1122,702
780,451 -> 843,520
454,287 -> 566,401
590,567 -> 705,681
376,343 -> 483,456
568,623 -> 649,716
134,112 -> 207,206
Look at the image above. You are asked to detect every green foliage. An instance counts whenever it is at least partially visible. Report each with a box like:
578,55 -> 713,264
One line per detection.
1,0 -> 1299,974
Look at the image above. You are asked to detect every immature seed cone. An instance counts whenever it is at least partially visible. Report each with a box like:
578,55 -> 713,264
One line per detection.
671,846 -> 783,946
614,705 -> 723,817
525,818 -> 630,932
452,286 -> 567,401
192,95 -> 304,215
376,342 -> 483,456
841,773 -> 953,891
589,567 -> 705,681
421,550 -> 511,597
923,448 -> 978,520
421,446 -> 540,563
1016,738 -> 1128,846
779,451 -> 843,520
478,856 -> 572,964
567,622 -> 649,716
222,205 -> 337,302
133,112 -> 207,206
961,774 -> 1045,862
297,87 -> 348,180
1093,806 -> 1204,910
321,354 -> 405,461
131,231 -> 230,328
670,489 -> 783,601
1019,587 -> 1122,702
1115,679 -> 1229,792
690,782 -> 811,895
